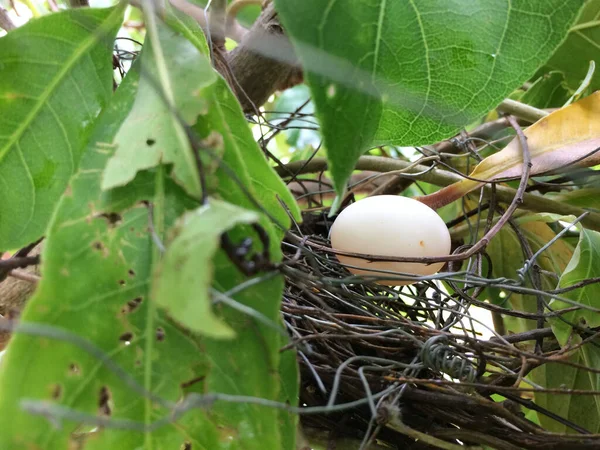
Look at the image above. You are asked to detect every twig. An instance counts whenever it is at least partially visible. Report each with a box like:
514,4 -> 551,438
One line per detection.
277,156 -> 600,231
68,0 -> 89,7
386,419 -> 480,450
225,0 -> 259,41
0,7 -> 16,31
0,256 -> 40,282
8,270 -> 40,283
497,99 -> 549,123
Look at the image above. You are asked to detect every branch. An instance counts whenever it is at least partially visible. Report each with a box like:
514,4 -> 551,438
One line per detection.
225,0 -> 261,42
497,99 -> 548,123
169,0 -> 302,112
0,7 -> 16,31
277,156 -> 600,231
68,0 -> 89,7
223,2 -> 302,112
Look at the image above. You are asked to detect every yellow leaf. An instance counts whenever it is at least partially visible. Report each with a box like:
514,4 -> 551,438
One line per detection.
420,92 -> 600,209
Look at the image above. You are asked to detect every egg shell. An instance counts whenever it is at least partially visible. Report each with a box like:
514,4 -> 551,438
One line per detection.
330,195 -> 451,285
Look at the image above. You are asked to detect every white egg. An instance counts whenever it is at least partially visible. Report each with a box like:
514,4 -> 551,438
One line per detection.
330,195 -> 451,285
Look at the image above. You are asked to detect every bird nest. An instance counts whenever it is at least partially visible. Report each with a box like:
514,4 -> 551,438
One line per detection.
278,207 -> 600,450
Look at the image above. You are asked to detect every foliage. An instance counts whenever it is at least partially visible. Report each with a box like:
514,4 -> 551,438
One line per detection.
276,0 -> 585,206
0,5 -> 125,249
0,0 -> 599,448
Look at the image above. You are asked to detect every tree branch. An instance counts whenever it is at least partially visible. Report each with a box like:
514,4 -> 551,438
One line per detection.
277,156 -> 600,231
0,7 -> 16,31
223,2 -> 302,112
169,0 -> 302,112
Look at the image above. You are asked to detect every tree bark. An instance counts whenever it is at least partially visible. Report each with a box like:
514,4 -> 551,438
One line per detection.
219,2 -> 303,112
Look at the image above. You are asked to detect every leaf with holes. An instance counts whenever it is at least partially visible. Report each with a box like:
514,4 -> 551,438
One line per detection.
420,92 -> 600,210
0,6 -> 124,250
153,199 -> 259,339
0,18 -> 299,450
101,16 -> 216,198
275,0 -> 584,207
0,61 -> 218,449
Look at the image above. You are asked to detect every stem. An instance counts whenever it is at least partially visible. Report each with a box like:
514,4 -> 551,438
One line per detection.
570,20 -> 600,32
0,7 -> 16,31
277,156 -> 600,231
386,420 -> 479,450
497,99 -> 548,123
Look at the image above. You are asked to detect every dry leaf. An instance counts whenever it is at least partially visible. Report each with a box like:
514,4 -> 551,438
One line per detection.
420,91 -> 600,209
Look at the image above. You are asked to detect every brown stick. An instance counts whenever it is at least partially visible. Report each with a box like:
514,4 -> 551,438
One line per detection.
169,0 -> 302,112
0,7 -> 16,31
223,2 -> 302,112
277,156 -> 600,232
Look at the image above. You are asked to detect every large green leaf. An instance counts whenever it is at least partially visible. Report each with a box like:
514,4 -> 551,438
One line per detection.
0,15 -> 300,450
275,0 -> 584,204
0,6 -> 124,250
540,0 -> 600,92
0,61 -> 215,450
153,199 -> 259,339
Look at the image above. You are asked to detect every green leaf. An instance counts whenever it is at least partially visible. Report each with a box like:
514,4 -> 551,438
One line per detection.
530,345 -> 600,433
540,0 -> 600,92
278,345 -> 299,450
484,221 -> 573,334
0,6 -> 124,250
548,228 -> 600,346
529,228 -> 600,433
102,15 -> 216,197
0,18 -> 300,449
0,61 -> 216,450
520,72 -> 570,108
550,188 -> 600,212
195,76 -> 301,242
275,0 -> 585,201
153,199 -> 259,339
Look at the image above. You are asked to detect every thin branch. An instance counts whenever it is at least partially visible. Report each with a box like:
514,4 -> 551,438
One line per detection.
497,98 -> 549,123
277,156 -> 600,231
0,7 -> 16,31
8,269 -> 40,284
